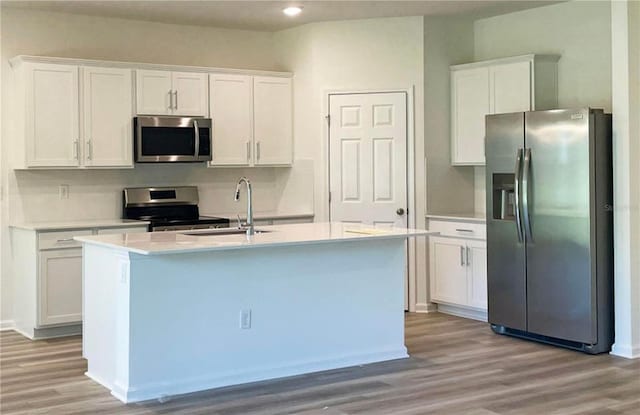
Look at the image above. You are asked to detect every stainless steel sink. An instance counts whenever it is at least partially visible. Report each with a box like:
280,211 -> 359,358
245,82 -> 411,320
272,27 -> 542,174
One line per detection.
180,228 -> 271,236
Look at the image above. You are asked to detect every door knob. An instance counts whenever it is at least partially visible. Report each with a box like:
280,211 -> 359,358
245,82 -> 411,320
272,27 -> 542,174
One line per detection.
396,208 -> 405,216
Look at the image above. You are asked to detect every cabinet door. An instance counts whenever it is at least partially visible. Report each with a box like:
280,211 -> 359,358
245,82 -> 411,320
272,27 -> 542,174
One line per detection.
136,70 -> 172,115
172,72 -> 208,116
25,63 -> 80,167
39,249 -> 82,326
209,74 -> 253,166
451,67 -> 489,165
490,61 -> 532,114
467,240 -> 488,310
253,77 -> 293,165
429,236 -> 468,305
83,67 -> 133,167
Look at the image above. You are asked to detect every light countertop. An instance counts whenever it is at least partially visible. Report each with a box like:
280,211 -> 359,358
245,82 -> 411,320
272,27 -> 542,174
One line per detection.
10,219 -> 150,231
426,213 -> 486,223
75,222 -> 437,256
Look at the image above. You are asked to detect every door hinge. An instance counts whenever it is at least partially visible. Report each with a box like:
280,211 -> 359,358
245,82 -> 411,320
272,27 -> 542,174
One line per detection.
329,191 -> 332,203
325,114 -> 331,126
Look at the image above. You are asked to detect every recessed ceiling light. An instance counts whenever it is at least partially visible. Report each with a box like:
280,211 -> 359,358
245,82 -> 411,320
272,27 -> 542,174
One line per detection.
283,6 -> 303,17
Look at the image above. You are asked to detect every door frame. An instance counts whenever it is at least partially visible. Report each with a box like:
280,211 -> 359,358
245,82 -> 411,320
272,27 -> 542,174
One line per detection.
323,87 -> 417,311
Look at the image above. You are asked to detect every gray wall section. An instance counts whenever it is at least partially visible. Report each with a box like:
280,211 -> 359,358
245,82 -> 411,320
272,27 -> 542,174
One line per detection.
424,16 -> 476,215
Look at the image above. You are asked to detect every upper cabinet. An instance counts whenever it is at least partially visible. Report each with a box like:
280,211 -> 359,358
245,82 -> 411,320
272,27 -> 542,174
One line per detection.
450,54 -> 559,166
253,77 -> 293,166
9,56 -> 293,170
136,70 -> 207,117
22,62 -> 80,167
209,75 -> 292,167
209,74 -> 253,166
83,67 -> 133,167
12,59 -> 134,169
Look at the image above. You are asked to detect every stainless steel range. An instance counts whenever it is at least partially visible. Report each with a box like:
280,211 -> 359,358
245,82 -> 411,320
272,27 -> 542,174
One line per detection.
123,186 -> 230,231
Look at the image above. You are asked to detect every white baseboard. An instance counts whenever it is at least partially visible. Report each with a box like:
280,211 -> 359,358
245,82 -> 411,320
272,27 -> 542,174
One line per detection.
98,348 -> 409,403
0,320 -> 15,331
610,343 -> 640,359
415,302 -> 438,313
436,303 -> 487,322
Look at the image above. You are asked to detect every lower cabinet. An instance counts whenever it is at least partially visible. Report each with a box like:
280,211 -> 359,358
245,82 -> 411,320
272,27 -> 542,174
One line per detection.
39,249 -> 83,326
11,224 -> 148,339
429,235 -> 487,318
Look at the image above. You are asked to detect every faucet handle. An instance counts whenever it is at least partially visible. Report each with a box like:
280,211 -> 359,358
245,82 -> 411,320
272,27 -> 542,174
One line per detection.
236,214 -> 243,229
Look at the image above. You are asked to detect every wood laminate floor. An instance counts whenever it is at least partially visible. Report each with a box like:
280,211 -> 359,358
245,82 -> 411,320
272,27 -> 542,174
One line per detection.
1,313 -> 638,415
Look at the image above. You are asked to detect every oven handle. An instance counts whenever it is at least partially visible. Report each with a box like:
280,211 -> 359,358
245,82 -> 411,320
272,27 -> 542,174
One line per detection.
193,119 -> 200,157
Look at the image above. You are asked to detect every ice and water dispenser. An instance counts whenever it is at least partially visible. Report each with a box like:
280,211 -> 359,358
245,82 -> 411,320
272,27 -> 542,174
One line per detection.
492,174 -> 516,220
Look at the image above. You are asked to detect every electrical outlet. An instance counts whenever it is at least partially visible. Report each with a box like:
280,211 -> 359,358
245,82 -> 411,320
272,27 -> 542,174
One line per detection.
59,184 -> 69,199
240,309 -> 251,329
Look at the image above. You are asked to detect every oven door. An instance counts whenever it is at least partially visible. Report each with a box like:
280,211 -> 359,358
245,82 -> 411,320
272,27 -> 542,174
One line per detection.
135,116 -> 212,162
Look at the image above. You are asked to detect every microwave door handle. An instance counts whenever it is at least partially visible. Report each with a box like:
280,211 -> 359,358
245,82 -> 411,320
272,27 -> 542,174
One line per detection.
193,119 -> 200,157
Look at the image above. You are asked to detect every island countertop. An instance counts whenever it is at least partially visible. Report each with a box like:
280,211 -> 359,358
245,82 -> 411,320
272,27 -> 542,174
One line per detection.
75,222 -> 437,255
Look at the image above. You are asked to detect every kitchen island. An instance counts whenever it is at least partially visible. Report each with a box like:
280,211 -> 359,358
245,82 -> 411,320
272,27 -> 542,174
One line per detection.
75,222 -> 435,403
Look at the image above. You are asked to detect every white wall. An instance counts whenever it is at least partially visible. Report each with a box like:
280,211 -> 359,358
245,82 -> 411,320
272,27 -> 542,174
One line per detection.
423,16 -> 476,216
610,0 -> 640,359
472,0 -> 613,214
0,7 -> 312,325
275,16 -> 429,309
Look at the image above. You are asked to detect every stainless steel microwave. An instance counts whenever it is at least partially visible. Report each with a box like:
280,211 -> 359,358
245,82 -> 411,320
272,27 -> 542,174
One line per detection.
134,116 -> 212,163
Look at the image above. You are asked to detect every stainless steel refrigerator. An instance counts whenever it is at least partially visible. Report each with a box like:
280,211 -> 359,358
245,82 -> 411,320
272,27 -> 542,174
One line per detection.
485,108 -> 614,354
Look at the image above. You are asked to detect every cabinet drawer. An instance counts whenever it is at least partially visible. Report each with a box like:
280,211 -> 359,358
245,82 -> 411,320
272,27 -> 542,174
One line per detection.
428,220 -> 486,240
97,226 -> 148,235
38,230 -> 92,250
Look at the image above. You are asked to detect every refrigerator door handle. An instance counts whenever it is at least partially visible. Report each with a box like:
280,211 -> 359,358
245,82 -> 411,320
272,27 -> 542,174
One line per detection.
522,148 -> 533,242
514,149 -> 525,243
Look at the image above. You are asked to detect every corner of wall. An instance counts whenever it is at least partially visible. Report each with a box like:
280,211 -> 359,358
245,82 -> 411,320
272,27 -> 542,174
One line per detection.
423,15 -> 476,215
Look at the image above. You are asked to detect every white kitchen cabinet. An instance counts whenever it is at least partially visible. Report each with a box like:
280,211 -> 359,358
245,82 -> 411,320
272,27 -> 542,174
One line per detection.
135,70 -> 172,115
450,54 -> 559,166
22,62 -> 80,167
466,239 -> 488,310
136,69 -> 207,116
39,249 -> 83,326
427,217 -> 487,320
451,67 -> 490,165
11,59 -> 133,169
209,75 -> 293,167
253,76 -> 293,166
429,237 -> 468,305
11,223 -> 148,339
209,74 -> 253,166
83,67 -> 133,167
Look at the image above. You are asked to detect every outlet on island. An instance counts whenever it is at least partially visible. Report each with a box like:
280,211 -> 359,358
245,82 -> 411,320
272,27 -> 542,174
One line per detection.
59,184 -> 69,199
240,309 -> 252,329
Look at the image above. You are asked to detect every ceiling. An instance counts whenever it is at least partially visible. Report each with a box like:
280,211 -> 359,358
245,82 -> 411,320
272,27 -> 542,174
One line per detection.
1,0 -> 562,32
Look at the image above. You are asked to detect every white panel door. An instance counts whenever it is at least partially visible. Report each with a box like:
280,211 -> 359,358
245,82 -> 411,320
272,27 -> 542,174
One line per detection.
172,72 -> 208,116
451,67 -> 490,165
25,63 -> 79,167
39,249 -> 82,326
429,237 -> 468,305
491,61 -> 532,114
83,67 -> 133,167
209,74 -> 253,166
253,76 -> 293,165
135,70 -> 172,115
467,240 -> 488,309
329,92 -> 407,228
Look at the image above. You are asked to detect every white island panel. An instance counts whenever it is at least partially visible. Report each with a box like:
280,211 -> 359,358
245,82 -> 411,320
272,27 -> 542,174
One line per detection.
83,234 -> 413,403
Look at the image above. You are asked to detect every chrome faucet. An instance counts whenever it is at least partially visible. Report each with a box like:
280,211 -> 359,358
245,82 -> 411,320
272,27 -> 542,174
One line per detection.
234,177 -> 254,236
